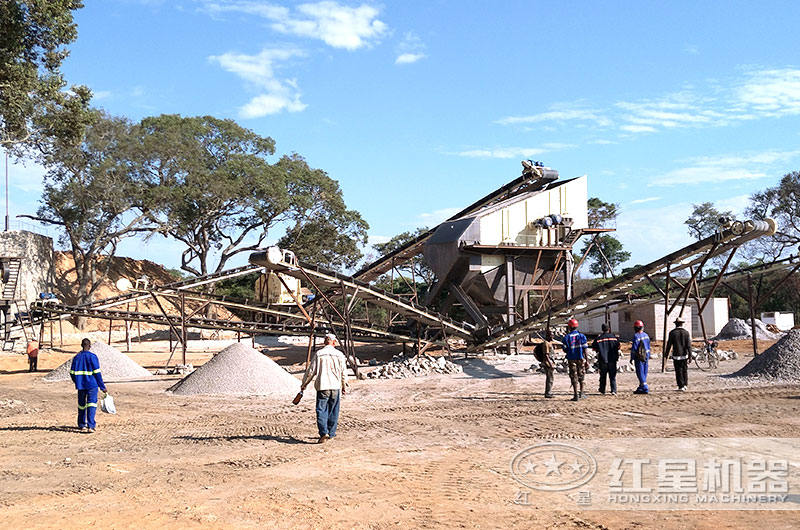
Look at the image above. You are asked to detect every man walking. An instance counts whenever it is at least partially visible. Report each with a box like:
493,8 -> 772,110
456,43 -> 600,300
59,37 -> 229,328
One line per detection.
534,330 -> 556,398
299,333 -> 348,443
69,338 -> 107,433
562,318 -> 588,401
631,320 -> 651,394
591,324 -> 620,395
664,317 -> 692,391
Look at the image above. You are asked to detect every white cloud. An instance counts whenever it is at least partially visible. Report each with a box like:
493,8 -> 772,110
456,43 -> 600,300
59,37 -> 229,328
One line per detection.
733,67 -> 800,117
419,207 -> 461,225
455,147 -> 546,159
368,234 -> 391,246
648,150 -> 800,186
453,142 -> 573,159
683,44 -> 699,55
629,196 -> 661,205
496,67 -> 800,136
395,31 -> 426,65
496,104 -> 611,127
205,1 -> 387,50
209,48 -> 307,117
395,53 -> 425,65
91,90 -> 112,100
616,202 -> 696,266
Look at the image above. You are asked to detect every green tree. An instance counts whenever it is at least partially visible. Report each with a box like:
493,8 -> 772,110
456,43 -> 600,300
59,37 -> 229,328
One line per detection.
134,114 -> 284,277
372,227 -> 434,285
746,171 -> 800,257
581,234 -> 630,279
685,202 -> 734,240
1,1 -> 87,146
587,197 -> 618,228
21,111 -> 152,312
276,154 -> 368,271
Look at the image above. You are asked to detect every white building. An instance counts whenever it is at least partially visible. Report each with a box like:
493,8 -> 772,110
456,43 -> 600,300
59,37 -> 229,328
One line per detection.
760,311 -> 795,331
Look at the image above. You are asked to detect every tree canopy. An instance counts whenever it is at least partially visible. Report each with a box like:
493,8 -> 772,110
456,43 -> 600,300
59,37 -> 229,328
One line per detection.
746,171 -> 800,257
587,197 -> 618,228
580,197 -> 629,278
23,111 -> 152,308
1,1 -> 87,146
685,202 -> 734,240
134,115 -> 367,276
372,227 -> 434,285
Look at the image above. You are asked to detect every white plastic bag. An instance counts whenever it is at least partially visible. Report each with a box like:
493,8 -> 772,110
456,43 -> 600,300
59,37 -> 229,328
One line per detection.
100,393 -> 116,414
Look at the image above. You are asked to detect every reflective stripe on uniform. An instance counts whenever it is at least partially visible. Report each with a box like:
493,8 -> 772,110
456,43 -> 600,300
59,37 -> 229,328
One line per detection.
77,402 -> 97,410
70,369 -> 101,375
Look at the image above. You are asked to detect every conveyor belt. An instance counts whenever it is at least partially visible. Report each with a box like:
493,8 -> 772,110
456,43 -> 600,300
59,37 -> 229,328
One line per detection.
249,253 -> 475,340
470,219 -> 777,351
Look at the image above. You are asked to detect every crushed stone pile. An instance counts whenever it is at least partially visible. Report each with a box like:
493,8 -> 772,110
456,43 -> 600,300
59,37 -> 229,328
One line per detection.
44,341 -> 153,382
732,329 -> 800,381
168,342 -> 300,396
367,354 -> 463,379
713,318 -> 781,341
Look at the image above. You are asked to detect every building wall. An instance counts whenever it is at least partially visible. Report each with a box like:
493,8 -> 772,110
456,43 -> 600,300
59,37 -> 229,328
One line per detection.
581,301 -> 694,341
692,297 -> 729,337
0,230 -> 56,304
760,311 -> 795,331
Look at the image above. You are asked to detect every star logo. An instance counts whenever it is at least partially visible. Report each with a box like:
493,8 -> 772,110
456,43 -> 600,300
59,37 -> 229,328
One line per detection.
541,454 -> 563,476
522,460 -> 538,474
568,460 -> 584,474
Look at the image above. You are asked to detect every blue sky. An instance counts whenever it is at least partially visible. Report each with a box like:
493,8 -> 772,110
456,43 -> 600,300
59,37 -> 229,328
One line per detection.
6,1 -> 800,273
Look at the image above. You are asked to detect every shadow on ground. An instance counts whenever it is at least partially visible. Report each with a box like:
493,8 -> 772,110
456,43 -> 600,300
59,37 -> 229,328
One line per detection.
457,358 -> 516,379
174,434 -> 311,445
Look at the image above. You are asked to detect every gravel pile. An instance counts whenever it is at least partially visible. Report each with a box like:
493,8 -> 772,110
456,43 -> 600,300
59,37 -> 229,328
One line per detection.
44,341 -> 153,382
367,354 -> 463,379
731,329 -> 800,381
168,342 -> 300,396
713,318 -> 781,341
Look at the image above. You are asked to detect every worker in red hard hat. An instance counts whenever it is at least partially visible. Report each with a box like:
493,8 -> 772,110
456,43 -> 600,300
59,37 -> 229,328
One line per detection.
631,320 -> 651,394
562,318 -> 588,401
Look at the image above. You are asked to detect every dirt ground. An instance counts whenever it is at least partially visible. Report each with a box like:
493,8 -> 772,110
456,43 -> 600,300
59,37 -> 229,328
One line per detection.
1,337 -> 799,529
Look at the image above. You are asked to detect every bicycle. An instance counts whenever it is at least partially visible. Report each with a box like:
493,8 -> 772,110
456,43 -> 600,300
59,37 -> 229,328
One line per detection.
693,339 -> 719,370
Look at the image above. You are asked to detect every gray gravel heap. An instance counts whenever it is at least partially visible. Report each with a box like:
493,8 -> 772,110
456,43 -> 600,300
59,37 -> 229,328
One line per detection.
367,354 -> 463,379
713,318 -> 780,340
168,342 -> 300,396
44,341 -> 153,382
732,329 -> 800,381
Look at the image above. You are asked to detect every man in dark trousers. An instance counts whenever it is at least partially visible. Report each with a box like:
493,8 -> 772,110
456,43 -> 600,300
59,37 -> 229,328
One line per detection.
591,324 -> 620,395
534,330 -> 556,398
664,317 -> 692,391
631,320 -> 651,394
69,338 -> 107,433
562,318 -> 589,401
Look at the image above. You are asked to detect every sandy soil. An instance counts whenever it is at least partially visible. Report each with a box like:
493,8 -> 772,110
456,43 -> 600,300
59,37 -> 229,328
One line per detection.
1,337 -> 799,529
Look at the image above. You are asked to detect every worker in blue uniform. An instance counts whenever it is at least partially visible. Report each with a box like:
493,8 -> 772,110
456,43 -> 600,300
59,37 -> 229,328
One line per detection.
631,320 -> 651,394
70,338 -> 107,433
562,318 -> 589,401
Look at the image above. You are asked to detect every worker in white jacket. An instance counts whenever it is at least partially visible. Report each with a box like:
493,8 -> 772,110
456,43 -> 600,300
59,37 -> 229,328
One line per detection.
300,333 -> 349,443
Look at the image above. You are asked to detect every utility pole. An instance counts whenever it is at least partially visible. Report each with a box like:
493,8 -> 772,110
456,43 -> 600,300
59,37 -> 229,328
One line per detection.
4,149 -> 8,231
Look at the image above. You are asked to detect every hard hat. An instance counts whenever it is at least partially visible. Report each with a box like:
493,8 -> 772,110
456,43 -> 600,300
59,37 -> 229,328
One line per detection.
634,320 -> 644,328
567,318 -> 579,328
325,333 -> 338,341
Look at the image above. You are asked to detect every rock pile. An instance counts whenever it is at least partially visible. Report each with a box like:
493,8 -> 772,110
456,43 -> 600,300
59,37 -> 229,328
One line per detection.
168,342 -> 300,396
44,341 -> 153,382
691,346 -> 738,362
713,318 -> 781,341
731,329 -> 800,381
367,354 -> 463,379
